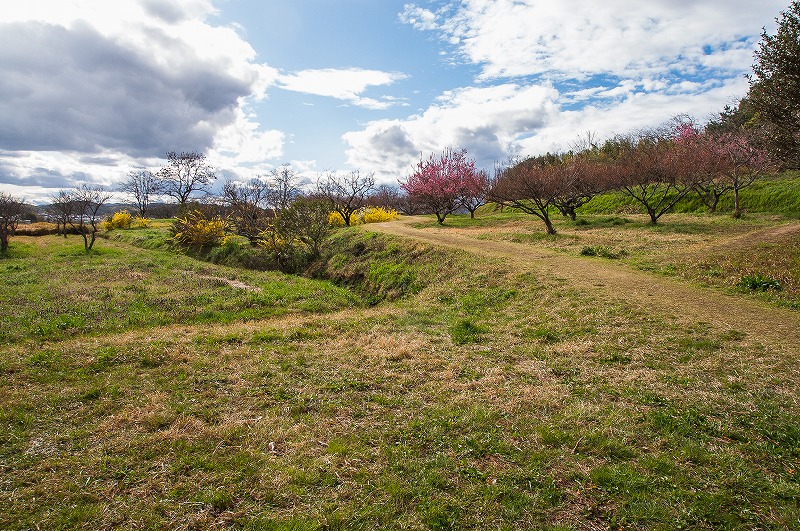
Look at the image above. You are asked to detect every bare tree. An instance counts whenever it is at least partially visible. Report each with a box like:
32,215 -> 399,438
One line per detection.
47,190 -> 75,238
368,184 -> 403,210
221,177 -> 272,245
119,169 -> 162,218
267,164 -> 301,215
0,192 -> 25,253
65,185 -> 112,252
157,151 -> 216,211
318,169 -> 375,226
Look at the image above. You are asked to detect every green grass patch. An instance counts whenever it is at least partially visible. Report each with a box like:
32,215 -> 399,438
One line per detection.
1,214 -> 799,529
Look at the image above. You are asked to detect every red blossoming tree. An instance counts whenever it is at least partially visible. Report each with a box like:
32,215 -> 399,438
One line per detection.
400,148 -> 479,224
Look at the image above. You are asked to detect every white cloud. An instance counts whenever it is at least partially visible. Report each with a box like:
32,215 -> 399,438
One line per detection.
398,4 -> 439,31
343,0 -> 779,183
277,68 -> 409,109
210,108 -> 285,165
344,83 -> 559,181
0,0 -> 282,194
407,0 -> 784,81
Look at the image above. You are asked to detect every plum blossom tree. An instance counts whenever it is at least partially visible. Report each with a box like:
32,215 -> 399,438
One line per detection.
614,125 -> 702,225
489,156 -> 577,235
400,148 -> 479,224
459,169 -> 490,219
711,131 -> 773,217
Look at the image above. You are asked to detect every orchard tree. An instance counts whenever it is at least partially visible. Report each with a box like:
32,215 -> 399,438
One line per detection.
552,157 -> 604,221
368,183 -> 404,211
65,184 -> 112,252
615,128 -> 696,224
0,192 -> 25,253
711,131 -> 774,217
47,190 -> 74,237
401,148 -> 478,224
119,169 -> 161,218
749,1 -> 800,168
489,156 -> 572,235
157,151 -> 216,210
318,169 -> 375,226
278,197 -> 332,258
459,169 -> 490,219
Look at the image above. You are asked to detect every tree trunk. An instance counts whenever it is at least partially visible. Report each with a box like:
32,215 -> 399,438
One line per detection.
733,184 -> 742,218
708,194 -> 719,214
543,215 -> 556,235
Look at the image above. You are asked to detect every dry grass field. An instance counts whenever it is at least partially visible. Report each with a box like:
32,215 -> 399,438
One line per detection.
1,211 -> 798,529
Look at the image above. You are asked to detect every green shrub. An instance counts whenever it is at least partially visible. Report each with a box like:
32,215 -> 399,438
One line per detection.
580,245 -> 627,259
738,274 -> 782,292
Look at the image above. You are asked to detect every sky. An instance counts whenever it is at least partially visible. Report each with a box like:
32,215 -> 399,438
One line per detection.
0,0 -> 788,203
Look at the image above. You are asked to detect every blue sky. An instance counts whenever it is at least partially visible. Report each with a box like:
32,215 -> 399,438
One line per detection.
0,0 -> 787,202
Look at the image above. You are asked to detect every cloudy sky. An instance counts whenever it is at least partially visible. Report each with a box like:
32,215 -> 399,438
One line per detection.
0,0 -> 787,202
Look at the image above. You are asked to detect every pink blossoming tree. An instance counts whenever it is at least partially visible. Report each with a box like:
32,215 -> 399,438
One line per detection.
400,148 -> 480,224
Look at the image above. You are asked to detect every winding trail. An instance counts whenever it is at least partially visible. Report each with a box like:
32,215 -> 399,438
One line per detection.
369,218 -> 800,355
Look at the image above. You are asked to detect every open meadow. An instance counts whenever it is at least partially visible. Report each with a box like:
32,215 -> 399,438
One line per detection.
1,209 -> 799,529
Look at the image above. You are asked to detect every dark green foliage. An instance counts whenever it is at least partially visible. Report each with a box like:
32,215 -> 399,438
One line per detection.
749,1 -> 800,168
739,274 -> 782,292
580,245 -> 626,259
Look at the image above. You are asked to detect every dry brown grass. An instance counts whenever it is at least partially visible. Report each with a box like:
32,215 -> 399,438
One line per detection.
2,220 -> 800,528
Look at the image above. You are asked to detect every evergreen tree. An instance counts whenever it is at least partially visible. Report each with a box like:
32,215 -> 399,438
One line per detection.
749,1 -> 800,168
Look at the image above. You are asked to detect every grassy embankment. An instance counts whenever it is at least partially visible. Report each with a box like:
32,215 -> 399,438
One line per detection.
0,177 -> 799,529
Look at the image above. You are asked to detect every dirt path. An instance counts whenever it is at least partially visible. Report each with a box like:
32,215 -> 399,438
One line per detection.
369,218 -> 800,355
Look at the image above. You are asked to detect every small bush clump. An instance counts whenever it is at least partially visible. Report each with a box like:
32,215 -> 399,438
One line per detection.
328,211 -> 361,227
103,210 -> 133,231
738,274 -> 782,292
580,245 -> 627,259
169,210 -> 231,249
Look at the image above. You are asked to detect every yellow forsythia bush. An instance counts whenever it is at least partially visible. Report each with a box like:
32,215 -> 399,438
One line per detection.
102,210 -> 133,230
134,216 -> 151,228
328,211 -> 347,227
329,207 -> 398,226
361,207 -> 398,223
170,210 -> 231,248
